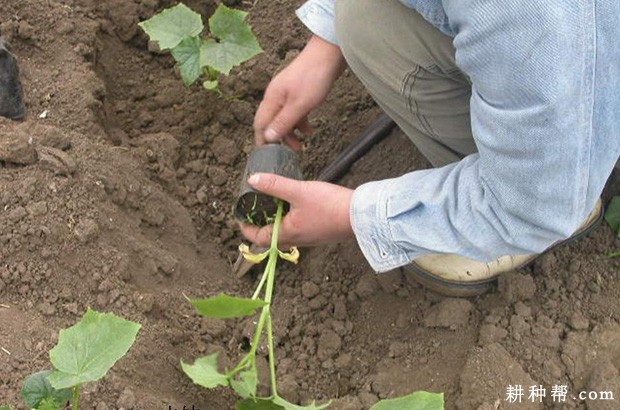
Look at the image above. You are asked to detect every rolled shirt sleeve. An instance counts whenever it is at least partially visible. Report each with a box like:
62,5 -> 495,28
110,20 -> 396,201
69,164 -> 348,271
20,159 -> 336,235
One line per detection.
296,0 -> 338,45
351,0 -> 620,272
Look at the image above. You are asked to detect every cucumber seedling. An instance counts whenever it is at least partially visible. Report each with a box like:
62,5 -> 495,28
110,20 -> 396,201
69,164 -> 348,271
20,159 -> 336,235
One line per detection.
182,200 -> 310,409
139,2 -> 262,93
18,309 -> 141,410
182,199 -> 444,409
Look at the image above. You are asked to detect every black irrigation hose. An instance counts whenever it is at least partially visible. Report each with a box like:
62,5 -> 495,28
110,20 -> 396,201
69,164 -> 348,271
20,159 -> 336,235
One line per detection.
317,113 -> 396,183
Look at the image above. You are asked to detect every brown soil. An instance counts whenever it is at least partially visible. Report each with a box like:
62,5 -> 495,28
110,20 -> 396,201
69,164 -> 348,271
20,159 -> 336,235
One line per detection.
1,1 -> 619,409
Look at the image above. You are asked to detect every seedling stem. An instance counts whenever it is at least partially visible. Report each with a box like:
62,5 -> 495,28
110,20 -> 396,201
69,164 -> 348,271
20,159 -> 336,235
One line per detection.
72,386 -> 79,410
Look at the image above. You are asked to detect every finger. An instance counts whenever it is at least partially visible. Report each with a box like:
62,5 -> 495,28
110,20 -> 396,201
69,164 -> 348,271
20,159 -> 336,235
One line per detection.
254,97 -> 283,145
263,102 -> 308,145
247,173 -> 302,204
239,222 -> 273,247
283,134 -> 302,151
296,117 -> 314,137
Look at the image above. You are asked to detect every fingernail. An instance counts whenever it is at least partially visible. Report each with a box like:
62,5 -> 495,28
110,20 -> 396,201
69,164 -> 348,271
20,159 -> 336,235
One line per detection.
248,173 -> 260,185
264,128 -> 278,141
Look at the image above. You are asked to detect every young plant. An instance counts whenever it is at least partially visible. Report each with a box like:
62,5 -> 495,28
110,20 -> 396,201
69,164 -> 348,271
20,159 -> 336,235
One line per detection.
138,2 -> 262,92
183,200 -> 311,409
182,199 -> 444,409
21,309 -> 141,410
605,196 -> 620,257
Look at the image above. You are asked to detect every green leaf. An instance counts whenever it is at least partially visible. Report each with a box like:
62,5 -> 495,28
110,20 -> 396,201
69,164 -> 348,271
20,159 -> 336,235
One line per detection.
190,294 -> 267,319
272,397 -> 331,410
604,196 -> 620,236
47,309 -> 141,390
230,364 -> 258,399
139,3 -> 204,50
0,406 -> 15,410
21,370 -> 72,408
369,391 -> 444,410
203,80 -> 221,93
181,353 -> 229,389
171,36 -> 202,86
200,5 -> 262,75
36,397 -> 63,410
236,398 -> 284,410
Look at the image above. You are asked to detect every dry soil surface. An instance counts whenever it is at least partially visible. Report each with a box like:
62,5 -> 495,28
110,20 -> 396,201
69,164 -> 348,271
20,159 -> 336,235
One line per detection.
1,1 -> 619,409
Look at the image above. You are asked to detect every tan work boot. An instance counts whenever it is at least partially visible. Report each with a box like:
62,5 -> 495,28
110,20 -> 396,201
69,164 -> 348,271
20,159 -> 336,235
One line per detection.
404,199 -> 603,297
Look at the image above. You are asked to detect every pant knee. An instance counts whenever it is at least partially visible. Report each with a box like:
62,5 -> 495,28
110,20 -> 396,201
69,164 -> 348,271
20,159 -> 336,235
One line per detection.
335,0 -> 381,61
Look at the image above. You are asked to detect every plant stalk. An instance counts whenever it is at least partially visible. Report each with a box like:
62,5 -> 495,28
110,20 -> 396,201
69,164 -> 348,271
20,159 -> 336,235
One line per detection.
232,201 -> 285,394
266,312 -> 278,397
72,385 -> 79,410
263,200 -> 284,397
251,266 -> 269,300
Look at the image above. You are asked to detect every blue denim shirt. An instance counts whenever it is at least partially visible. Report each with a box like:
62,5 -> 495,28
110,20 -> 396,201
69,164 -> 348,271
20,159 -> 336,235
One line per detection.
297,0 -> 620,272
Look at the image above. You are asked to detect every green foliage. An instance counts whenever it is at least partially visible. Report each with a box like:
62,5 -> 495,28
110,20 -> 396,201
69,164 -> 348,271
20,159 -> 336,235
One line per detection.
21,370 -> 71,409
0,405 -> 15,410
230,365 -> 258,398
272,397 -> 330,410
182,199 -> 444,409
604,196 -> 620,237
236,398 -> 284,410
369,391 -> 444,410
138,3 -> 202,49
172,36 -> 203,85
36,397 -> 63,410
605,196 -> 620,257
201,5 -> 263,75
190,294 -> 267,319
180,353 -> 229,389
139,3 -> 262,90
47,309 -> 141,390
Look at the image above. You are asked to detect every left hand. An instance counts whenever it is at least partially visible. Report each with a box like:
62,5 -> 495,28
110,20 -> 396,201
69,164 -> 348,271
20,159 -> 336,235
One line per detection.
239,173 -> 355,248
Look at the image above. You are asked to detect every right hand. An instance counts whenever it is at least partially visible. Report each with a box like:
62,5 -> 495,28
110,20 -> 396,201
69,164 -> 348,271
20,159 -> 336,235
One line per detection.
239,173 -> 355,248
254,35 -> 347,150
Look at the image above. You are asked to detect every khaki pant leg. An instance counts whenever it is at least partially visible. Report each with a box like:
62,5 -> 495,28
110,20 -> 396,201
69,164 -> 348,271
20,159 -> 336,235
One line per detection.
335,0 -> 475,167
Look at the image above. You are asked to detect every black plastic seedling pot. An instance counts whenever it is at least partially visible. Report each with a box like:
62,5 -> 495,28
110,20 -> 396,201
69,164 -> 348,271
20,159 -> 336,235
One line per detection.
0,38 -> 25,120
234,144 -> 303,226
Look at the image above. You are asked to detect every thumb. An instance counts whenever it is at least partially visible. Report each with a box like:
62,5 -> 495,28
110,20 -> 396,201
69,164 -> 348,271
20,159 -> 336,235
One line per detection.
248,173 -> 301,203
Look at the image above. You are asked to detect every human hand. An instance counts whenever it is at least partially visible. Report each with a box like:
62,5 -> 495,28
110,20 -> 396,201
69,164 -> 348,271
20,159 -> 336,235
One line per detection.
239,173 -> 355,248
254,35 -> 346,150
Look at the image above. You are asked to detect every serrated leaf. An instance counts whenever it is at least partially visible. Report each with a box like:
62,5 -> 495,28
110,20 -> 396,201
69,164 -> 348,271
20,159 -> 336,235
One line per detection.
200,4 -> 262,75
171,36 -> 202,86
190,294 -> 267,319
21,370 -> 72,408
47,309 -> 141,390
369,391 -> 444,410
181,353 -> 229,389
230,364 -> 258,399
272,397 -> 331,410
139,3 -> 203,50
236,398 -> 285,410
604,196 -> 620,235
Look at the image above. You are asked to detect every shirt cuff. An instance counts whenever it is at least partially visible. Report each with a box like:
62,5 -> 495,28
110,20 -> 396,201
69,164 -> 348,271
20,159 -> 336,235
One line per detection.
350,180 -> 411,272
295,0 -> 338,45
